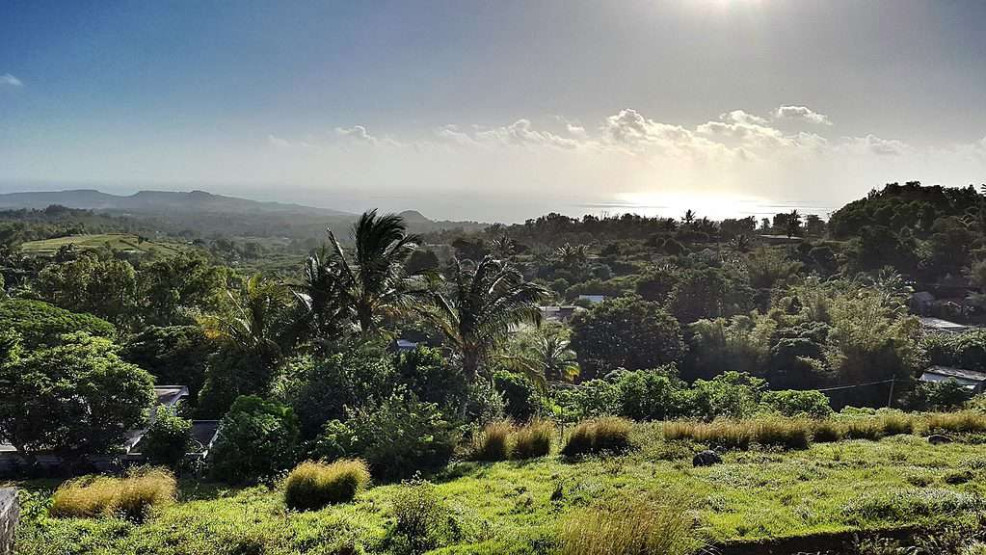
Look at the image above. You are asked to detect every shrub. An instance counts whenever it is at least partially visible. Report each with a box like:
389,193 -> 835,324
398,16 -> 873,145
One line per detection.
314,391 -> 460,479
762,389 -> 833,418
493,371 -> 545,422
559,497 -> 697,555
140,408 -> 192,470
472,421 -> 513,462
924,410 -> 986,434
812,420 -> 844,443
613,367 -> 692,421
209,396 -> 300,484
284,459 -> 371,511
562,417 -> 633,457
512,420 -> 554,459
50,467 -> 176,522
387,479 -> 454,555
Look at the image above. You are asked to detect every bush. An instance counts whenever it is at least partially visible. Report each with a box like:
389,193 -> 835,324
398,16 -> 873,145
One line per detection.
561,417 -> 633,457
762,389 -> 833,419
559,497 -> 697,555
284,459 -> 371,511
493,371 -> 544,422
878,411 -> 914,436
387,479 -> 455,555
512,420 -> 554,460
612,367 -> 692,421
471,421 -> 513,462
209,396 -> 300,484
50,467 -> 176,522
314,391 -> 460,479
140,408 -> 192,470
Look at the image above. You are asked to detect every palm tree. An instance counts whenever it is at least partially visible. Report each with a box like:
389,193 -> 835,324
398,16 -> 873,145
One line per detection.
683,209 -> 696,226
294,248 -> 352,347
200,273 -> 297,392
327,210 -> 420,334
491,234 -> 518,260
421,256 -> 549,382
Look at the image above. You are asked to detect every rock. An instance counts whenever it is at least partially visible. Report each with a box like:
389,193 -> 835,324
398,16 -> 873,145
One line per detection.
692,450 -> 722,467
928,435 -> 953,445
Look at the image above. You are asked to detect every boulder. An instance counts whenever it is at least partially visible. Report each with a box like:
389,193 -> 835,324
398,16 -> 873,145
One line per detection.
928,435 -> 953,445
692,450 -> 722,467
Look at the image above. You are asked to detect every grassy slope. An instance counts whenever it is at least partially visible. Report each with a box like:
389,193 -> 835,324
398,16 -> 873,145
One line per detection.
13,429 -> 986,554
19,233 -> 190,257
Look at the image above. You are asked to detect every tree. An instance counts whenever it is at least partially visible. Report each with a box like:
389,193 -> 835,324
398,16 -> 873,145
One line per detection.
200,274 -> 298,396
0,298 -> 115,349
137,254 -> 229,326
141,408 -> 192,470
122,325 -> 213,401
570,297 -> 685,379
0,334 -> 155,464
421,256 -> 548,382
37,252 -> 140,328
209,395 -> 299,483
327,210 -> 420,334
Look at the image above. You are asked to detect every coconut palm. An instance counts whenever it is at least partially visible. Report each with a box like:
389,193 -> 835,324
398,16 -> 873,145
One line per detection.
293,248 -> 352,347
200,273 -> 297,391
422,256 -> 549,381
504,331 -> 580,384
327,210 -> 420,334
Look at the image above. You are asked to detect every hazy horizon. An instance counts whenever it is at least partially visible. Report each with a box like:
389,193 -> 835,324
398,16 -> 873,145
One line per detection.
3,1 -> 986,221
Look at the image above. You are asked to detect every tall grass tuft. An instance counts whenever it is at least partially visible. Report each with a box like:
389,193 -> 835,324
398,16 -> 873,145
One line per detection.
50,467 -> 176,522
284,459 -> 371,511
811,419 -> 844,443
924,410 -> 986,434
562,417 -> 633,457
472,421 -> 514,461
663,418 -> 811,450
512,420 -> 554,460
878,411 -> 914,437
842,418 -> 883,441
559,496 -> 697,555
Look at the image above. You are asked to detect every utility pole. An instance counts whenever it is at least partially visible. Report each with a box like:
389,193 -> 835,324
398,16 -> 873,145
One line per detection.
886,375 -> 896,408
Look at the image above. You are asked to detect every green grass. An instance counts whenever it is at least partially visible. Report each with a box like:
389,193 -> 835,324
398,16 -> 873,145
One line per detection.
16,427 -> 986,554
19,233 -> 192,257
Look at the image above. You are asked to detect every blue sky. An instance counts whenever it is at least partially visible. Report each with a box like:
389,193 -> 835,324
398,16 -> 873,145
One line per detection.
3,1 -> 986,221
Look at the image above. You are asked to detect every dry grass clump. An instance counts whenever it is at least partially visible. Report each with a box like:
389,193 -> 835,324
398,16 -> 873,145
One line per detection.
559,496 -> 697,555
561,417 -> 633,457
471,421 -> 515,461
924,410 -> 986,435
50,467 -> 176,522
471,420 -> 556,461
512,420 -> 554,460
663,418 -> 811,450
284,459 -> 371,511
842,418 -> 884,441
878,411 -> 914,436
812,419 -> 845,443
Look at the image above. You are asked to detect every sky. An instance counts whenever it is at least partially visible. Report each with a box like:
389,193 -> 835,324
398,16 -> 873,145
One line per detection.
3,0 -> 986,222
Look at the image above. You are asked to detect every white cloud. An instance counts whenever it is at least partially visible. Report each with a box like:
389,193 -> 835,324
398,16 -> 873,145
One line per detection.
720,110 -> 769,126
0,73 -> 23,87
334,125 -> 377,144
773,105 -> 831,125
844,134 -> 907,156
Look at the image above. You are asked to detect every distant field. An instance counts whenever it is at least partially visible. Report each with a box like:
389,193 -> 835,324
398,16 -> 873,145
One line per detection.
19,233 -> 191,257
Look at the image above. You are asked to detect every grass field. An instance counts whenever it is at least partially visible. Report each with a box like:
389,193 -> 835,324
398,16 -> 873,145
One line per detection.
13,426 -> 986,554
18,233 -> 192,257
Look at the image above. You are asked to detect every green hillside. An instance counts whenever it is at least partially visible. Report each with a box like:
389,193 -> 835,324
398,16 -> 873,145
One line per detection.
19,233 -> 192,257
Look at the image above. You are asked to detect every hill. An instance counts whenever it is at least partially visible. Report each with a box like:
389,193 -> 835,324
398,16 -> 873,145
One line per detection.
0,189 -> 353,217
18,233 -> 193,257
